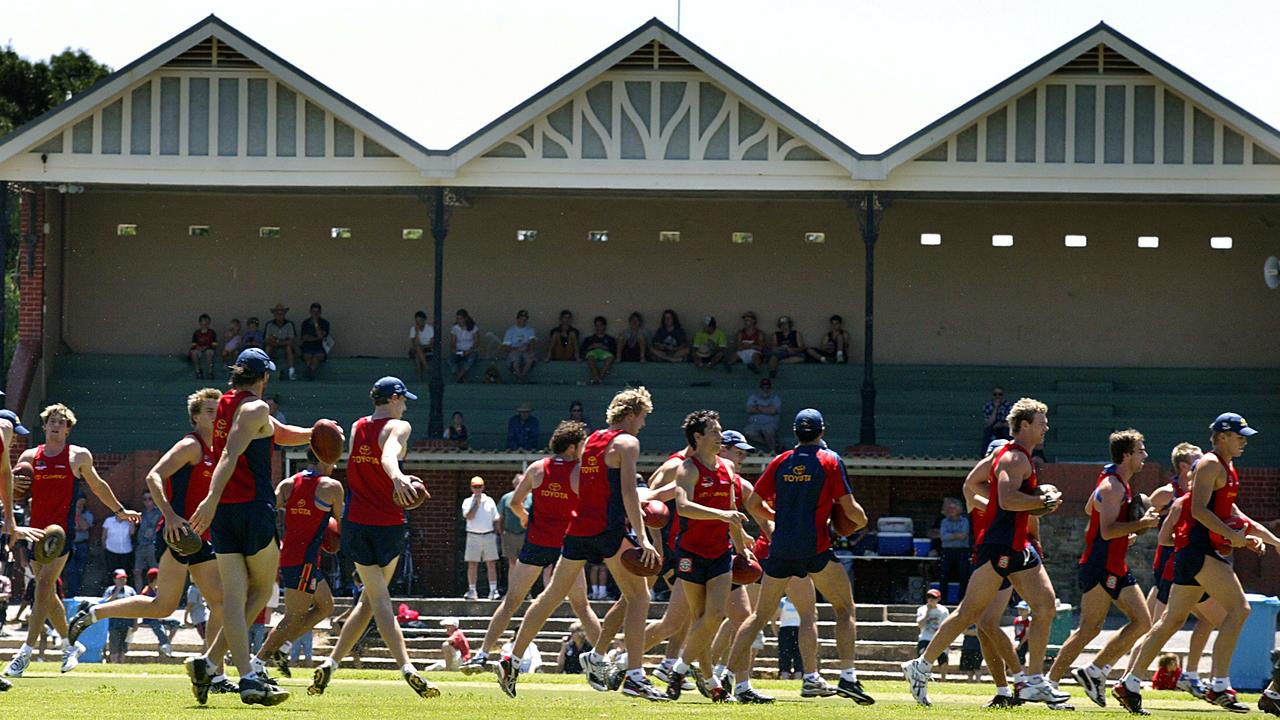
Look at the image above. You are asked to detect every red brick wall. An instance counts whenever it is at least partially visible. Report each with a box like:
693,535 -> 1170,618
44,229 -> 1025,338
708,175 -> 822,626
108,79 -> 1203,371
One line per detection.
17,190 -> 44,343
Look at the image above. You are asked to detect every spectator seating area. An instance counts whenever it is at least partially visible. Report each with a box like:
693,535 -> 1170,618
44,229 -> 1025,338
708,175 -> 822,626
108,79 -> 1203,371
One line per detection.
44,353 -> 1280,465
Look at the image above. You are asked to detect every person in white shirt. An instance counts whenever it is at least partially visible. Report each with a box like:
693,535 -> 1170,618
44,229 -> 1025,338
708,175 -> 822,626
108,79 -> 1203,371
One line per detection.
917,589 -> 951,681
102,514 -> 136,586
501,310 -> 537,383
461,476 -> 501,599
448,309 -> 480,383
409,310 -> 434,381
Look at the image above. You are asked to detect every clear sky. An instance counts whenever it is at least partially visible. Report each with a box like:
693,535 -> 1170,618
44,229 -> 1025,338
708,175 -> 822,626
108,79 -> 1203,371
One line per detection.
5,0 -> 1279,153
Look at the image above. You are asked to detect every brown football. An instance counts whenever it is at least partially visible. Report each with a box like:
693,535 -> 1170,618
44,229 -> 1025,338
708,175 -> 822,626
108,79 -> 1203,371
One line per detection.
1029,484 -> 1062,516
166,523 -> 204,557
396,479 -> 428,510
619,547 -> 660,577
830,503 -> 858,536
642,499 -> 670,529
34,524 -> 66,563
310,419 -> 344,465
12,461 -> 33,502
731,554 -> 763,584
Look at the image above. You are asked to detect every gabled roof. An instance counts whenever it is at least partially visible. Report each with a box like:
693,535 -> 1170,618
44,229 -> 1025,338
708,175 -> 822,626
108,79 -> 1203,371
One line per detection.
0,14 -> 431,168
445,17 -> 862,173
871,22 -> 1280,176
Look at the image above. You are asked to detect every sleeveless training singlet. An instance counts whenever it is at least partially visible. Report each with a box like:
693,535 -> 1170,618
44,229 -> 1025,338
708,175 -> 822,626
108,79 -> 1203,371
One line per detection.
280,470 -> 329,567
166,433 -> 215,540
566,428 -> 626,537
344,416 -> 405,527
526,456 -> 579,548
979,443 -> 1037,551
214,389 -> 274,505
30,444 -> 78,532
1079,464 -> 1133,575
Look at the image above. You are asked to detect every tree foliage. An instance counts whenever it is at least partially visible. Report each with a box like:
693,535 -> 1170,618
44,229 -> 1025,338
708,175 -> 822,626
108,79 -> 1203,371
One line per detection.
0,46 -> 112,137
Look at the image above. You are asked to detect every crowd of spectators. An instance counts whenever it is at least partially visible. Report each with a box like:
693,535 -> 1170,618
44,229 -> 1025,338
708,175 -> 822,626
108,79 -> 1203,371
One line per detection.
189,302 -> 331,381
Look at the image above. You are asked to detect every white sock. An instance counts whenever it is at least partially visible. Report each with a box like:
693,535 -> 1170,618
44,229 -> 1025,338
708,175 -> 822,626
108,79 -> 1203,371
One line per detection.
210,674 -> 226,683
626,668 -> 645,682
672,660 -> 689,674
1212,677 -> 1229,692
1013,671 -> 1026,684
488,583 -> 497,594
1050,679 -> 1060,690
660,657 -> 677,670
468,584 -> 477,594
736,680 -> 752,693
840,667 -> 858,682
323,657 -> 338,669
1183,670 -> 1199,679
1265,689 -> 1280,700
1100,663 -> 1112,677
713,663 -> 726,676
18,643 -> 32,655
1122,673 -> 1142,692
402,663 -> 416,675
996,685 -> 1012,697
1029,673 -> 1045,683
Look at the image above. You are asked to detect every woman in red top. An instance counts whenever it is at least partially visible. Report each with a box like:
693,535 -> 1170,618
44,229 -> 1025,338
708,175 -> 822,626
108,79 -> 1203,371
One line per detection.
463,420 -> 600,673
190,313 -> 217,379
251,453 -> 342,679
4,404 -> 139,680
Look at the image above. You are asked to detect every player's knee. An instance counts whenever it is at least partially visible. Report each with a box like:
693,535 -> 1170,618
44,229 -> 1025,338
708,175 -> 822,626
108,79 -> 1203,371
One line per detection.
1130,612 -> 1152,635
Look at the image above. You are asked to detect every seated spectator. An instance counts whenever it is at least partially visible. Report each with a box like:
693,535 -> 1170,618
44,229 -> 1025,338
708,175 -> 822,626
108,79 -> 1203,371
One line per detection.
727,310 -> 766,372
547,310 -> 579,362
558,622 -> 592,674
568,400 -> 591,430
189,314 -> 216,379
812,314 -> 850,364
744,377 -> 781,452
444,411 -> 469,449
241,316 -> 265,350
221,318 -> 243,364
692,316 -> 727,370
299,302 -> 331,380
266,394 -> 286,424
580,316 -> 617,384
430,617 -> 470,671
409,310 -> 434,381
649,309 -> 689,363
502,309 -> 537,383
264,303 -> 298,380
506,403 -> 540,451
448,309 -> 480,382
767,315 -> 807,378
981,387 -> 1012,451
616,312 -> 648,363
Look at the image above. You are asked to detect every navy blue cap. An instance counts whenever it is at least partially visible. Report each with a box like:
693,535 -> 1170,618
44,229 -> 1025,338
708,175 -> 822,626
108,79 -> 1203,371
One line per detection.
373,376 -> 417,401
720,430 -> 755,452
0,409 -> 29,436
1211,412 -> 1258,436
793,408 -> 824,432
986,438 -> 1010,456
234,347 -> 276,373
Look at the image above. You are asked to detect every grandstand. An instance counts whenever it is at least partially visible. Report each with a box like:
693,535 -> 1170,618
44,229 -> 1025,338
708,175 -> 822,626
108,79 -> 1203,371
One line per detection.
46,353 -> 1280,466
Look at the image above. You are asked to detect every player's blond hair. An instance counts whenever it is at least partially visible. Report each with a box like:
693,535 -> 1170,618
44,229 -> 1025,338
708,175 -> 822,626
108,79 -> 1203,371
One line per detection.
1006,397 -> 1048,434
1170,442 -> 1200,471
40,403 -> 77,428
187,387 -> 222,422
606,386 -> 653,425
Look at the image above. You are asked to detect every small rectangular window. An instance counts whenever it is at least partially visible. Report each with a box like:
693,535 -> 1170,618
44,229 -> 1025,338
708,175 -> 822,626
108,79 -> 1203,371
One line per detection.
330,227 -> 352,240
402,228 -> 424,240
116,223 -> 137,237
1210,236 -> 1233,250
1064,234 -> 1087,248
588,230 -> 609,243
803,232 -> 825,244
920,233 -> 942,246
1137,236 -> 1160,248
731,232 -> 753,245
516,229 -> 538,242
658,231 -> 681,243
188,225 -> 210,237
259,226 -> 281,239
992,234 -> 1014,247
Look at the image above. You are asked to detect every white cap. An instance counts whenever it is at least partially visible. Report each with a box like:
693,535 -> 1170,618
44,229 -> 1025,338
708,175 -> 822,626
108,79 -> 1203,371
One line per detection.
439,617 -> 459,627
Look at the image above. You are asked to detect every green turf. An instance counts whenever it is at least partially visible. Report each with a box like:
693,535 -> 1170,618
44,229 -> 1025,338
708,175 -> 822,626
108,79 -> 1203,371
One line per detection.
0,663 -> 1263,718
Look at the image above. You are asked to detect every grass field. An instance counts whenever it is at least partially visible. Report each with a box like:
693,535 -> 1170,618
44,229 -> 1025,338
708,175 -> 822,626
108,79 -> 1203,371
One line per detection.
0,663 -> 1263,719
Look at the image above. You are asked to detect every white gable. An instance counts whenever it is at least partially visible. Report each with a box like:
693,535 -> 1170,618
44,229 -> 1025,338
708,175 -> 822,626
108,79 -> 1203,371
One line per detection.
0,18 -> 430,187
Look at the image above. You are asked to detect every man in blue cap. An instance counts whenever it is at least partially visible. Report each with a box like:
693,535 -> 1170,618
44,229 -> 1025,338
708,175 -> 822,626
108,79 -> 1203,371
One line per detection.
309,376 -> 439,700
1116,412 -> 1280,715
188,348 -> 318,706
723,409 -> 874,705
0,404 -> 34,693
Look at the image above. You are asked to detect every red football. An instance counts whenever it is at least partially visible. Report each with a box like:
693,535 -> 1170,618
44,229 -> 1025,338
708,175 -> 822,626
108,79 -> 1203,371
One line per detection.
732,554 -> 763,584
642,499 -> 669,529
321,517 -> 341,554
396,479 -> 428,510
830,503 -> 858,537
11,461 -> 32,501
310,419 -> 344,465
620,547 -> 660,577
